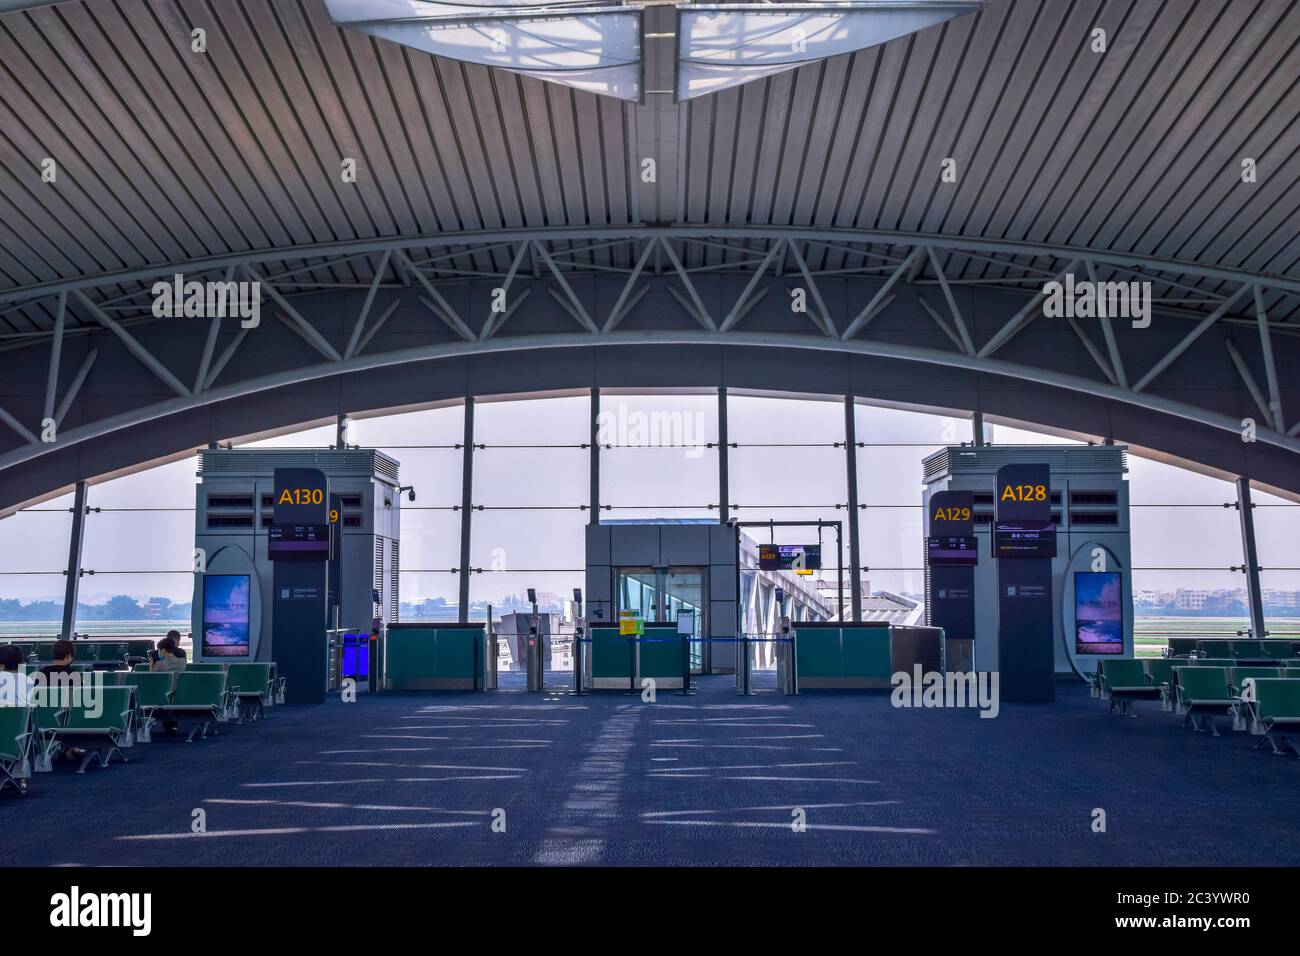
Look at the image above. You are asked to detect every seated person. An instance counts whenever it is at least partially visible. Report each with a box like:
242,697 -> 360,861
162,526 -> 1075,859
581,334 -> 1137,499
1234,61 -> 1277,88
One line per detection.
37,639 -> 85,763
149,633 -> 188,674
0,644 -> 34,707
149,632 -> 187,733
0,644 -> 34,791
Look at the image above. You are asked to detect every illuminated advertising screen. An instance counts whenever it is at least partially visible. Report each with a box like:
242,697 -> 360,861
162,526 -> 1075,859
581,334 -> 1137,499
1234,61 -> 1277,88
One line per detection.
202,574 -> 250,658
927,535 -> 979,566
1075,571 -> 1123,655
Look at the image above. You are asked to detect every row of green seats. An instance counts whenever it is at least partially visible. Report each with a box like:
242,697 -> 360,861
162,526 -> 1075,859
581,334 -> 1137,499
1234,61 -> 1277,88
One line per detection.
127,662 -> 280,719
3,639 -> 158,667
1164,638 -> 1300,660
1,663 -> 285,793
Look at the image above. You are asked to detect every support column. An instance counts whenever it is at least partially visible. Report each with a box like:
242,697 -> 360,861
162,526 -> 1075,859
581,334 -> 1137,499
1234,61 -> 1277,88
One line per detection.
1236,477 -> 1267,639
717,386 -> 730,522
335,413 -> 350,449
843,396 -> 862,622
589,387 -> 600,524
61,480 -> 87,639
458,398 -> 475,624
972,410 -> 986,447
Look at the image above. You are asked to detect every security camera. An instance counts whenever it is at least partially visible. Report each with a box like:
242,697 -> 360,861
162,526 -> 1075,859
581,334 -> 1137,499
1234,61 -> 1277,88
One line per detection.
398,485 -> 416,502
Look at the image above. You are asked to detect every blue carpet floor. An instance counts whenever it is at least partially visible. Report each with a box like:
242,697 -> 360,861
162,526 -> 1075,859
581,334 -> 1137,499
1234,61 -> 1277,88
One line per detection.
5,676 -> 1299,866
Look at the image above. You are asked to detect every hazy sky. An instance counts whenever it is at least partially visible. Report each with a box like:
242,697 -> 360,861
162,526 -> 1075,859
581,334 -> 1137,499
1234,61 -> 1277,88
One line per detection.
1,394 -> 1295,610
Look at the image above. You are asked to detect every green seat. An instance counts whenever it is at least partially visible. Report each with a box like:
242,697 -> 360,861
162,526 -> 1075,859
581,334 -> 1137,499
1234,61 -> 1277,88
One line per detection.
125,640 -> 156,664
1199,640 -> 1232,658
1175,666 -> 1233,735
168,672 -> 226,742
225,663 -> 274,720
93,642 -> 129,667
119,672 -> 175,742
34,642 -> 56,662
0,705 -> 33,793
1227,667 -> 1280,694
1260,640 -> 1294,659
1144,659 -> 1181,686
43,686 -> 136,772
1228,640 -> 1264,659
185,662 -> 226,672
1248,678 -> 1300,754
1192,658 -> 1234,668
132,663 -> 151,672
1099,660 -> 1157,714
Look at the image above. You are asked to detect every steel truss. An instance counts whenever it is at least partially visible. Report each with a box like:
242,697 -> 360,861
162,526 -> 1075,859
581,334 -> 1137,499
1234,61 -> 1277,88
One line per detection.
0,226 -> 1296,479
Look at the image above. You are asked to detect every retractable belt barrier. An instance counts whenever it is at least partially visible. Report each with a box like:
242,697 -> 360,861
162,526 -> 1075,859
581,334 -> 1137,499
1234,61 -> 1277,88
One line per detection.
570,635 -> 795,696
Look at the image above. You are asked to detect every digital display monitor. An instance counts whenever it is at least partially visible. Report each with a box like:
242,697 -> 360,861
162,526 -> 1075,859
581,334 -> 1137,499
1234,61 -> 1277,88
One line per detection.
268,523 -> 331,560
1075,571 -> 1124,655
202,574 -> 250,658
993,521 -> 1057,559
758,544 -> 822,573
927,535 -> 979,565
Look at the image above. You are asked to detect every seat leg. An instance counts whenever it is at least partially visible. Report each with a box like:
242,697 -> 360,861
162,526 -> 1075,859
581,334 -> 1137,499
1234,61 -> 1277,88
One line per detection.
76,749 -> 103,773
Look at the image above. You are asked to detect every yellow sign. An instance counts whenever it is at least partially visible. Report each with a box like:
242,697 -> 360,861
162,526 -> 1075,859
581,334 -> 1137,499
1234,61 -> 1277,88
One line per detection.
999,483 -> 1047,503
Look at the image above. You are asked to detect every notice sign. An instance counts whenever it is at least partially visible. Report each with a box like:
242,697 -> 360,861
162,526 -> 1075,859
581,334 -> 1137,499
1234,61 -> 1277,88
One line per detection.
994,521 -> 1058,559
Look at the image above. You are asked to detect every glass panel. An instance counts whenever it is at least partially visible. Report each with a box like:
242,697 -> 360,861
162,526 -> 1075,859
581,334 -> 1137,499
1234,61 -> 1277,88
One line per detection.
83,510 -> 195,572
987,422 -> 1089,445
398,510 -> 462,570
1259,570 -> 1300,640
664,569 -> 706,670
1132,569 -> 1253,656
0,572 -> 67,639
86,456 -> 199,509
470,510 -> 585,571
352,404 -> 463,448
72,572 -> 192,640
1127,455 -> 1238,505
476,394 -> 589,445
854,402 -> 968,445
398,571 -> 461,621
856,445 -> 941,506
617,569 -> 658,622
1129,506 -> 1242,569
861,506 -> 925,573
0,506 -> 72,573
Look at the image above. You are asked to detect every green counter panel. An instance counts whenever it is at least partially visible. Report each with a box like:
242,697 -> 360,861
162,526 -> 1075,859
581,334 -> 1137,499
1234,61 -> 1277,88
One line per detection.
386,624 -> 485,690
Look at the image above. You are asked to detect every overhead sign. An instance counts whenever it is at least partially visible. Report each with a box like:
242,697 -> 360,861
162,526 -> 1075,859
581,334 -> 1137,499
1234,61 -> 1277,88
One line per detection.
272,468 -> 329,564
927,490 -> 974,536
758,544 -> 822,573
273,467 -> 329,526
995,464 -> 1051,524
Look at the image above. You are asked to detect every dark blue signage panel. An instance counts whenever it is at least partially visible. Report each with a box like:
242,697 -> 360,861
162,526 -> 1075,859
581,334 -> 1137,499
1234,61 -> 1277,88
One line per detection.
995,464 -> 1051,524
273,467 -> 329,526
995,463 -> 1055,702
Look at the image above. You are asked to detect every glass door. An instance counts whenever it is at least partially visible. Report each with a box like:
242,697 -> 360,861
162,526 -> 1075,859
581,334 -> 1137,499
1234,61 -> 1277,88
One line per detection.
664,569 -> 706,672
616,567 -> 708,674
